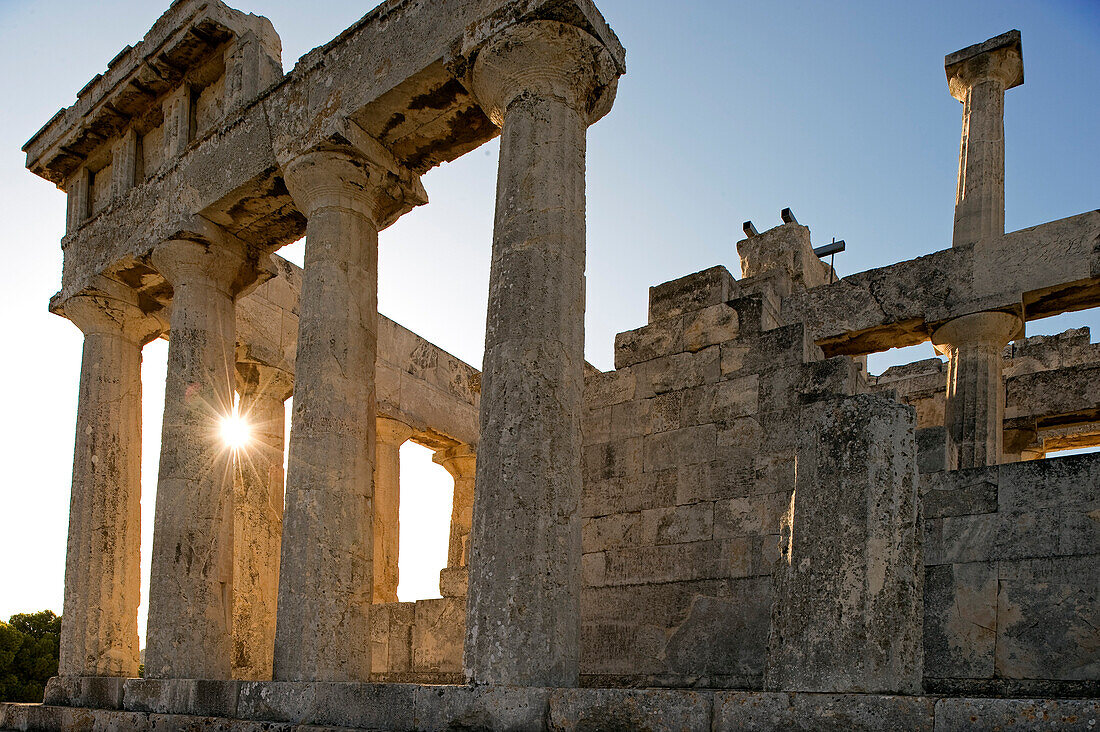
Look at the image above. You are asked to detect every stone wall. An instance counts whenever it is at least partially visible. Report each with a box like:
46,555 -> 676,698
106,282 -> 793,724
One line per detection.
576,262 -> 1098,694
578,265 -> 867,688
922,454 -> 1100,697
370,599 -> 464,683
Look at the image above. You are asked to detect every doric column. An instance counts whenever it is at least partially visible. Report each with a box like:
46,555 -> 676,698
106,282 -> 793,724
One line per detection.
933,311 -> 1022,470
465,20 -> 618,687
145,235 -> 252,680
274,147 -> 424,682
946,31 -> 1023,248
57,279 -> 158,678
434,445 -> 476,569
373,417 -> 413,604
231,362 -> 293,681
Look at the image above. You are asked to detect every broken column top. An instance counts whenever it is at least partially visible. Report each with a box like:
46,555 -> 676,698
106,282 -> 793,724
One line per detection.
23,0 -> 280,186
945,29 -> 1023,100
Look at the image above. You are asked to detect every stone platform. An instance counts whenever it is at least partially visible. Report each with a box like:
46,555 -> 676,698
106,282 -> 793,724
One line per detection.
0,678 -> 1096,731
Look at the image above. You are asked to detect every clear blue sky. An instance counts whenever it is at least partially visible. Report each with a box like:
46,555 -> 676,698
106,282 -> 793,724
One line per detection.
0,0 -> 1097,632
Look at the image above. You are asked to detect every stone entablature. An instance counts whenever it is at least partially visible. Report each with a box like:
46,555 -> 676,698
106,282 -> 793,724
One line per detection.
38,0 -> 623,311
25,1 -> 281,232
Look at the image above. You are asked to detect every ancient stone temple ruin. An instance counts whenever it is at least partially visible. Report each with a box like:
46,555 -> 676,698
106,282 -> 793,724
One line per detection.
2,2 -> 1096,728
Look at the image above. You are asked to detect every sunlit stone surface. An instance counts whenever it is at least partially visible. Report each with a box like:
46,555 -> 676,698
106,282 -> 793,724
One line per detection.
13,1 -> 1098,728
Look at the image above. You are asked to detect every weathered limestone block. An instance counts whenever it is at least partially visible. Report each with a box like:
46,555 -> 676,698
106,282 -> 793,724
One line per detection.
123,678 -> 242,717
44,675 -> 126,710
737,222 -> 833,292
920,467 -> 997,518
146,234 -> 257,680
661,579 -> 773,686
464,18 -> 619,687
582,470 -> 677,518
56,281 -> 158,679
236,681 -> 416,729
996,451 -> 1100,511
584,368 -> 636,409
412,685 -> 550,732
438,567 -> 469,598
222,19 -> 283,113
614,318 -> 684,368
412,598 -> 465,674
1004,327 -> 1096,376
369,601 -> 414,675
934,698 -> 1100,731
946,30 -> 1023,248
0,704 -> 156,731
374,417 -> 414,604
766,394 -> 922,694
232,362 -> 292,681
683,303 -> 740,353
648,266 -> 738,322
922,561 -> 997,679
916,425 -> 948,473
713,691 -> 935,732
274,147 -> 423,682
548,688 -> 712,731
996,556 -> 1099,681
635,346 -> 721,398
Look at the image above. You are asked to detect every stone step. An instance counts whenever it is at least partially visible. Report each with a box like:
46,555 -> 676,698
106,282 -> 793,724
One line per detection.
5,681 -> 1098,732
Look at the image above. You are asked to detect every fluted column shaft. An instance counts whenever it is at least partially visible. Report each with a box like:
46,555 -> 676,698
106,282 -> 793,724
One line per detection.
232,363 -> 292,680
59,286 -> 155,677
947,34 -> 1023,248
373,417 -> 413,604
954,77 -> 1006,246
466,20 -> 617,687
274,151 -> 381,682
434,445 -> 476,569
145,238 -> 247,680
933,312 -> 1022,470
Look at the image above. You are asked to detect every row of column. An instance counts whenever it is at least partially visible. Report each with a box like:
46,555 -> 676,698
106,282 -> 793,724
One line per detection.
58,281 -> 475,678
59,19 -> 617,686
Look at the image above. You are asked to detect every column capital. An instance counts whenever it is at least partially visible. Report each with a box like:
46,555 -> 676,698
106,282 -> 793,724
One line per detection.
376,416 -> 414,447
470,20 -> 619,127
281,146 -> 426,230
151,230 -> 255,297
946,30 -> 1023,101
433,443 -> 476,479
932,310 -> 1022,353
56,277 -> 161,343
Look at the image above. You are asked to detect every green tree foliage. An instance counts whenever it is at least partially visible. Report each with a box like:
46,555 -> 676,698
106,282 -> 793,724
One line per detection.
0,610 -> 60,702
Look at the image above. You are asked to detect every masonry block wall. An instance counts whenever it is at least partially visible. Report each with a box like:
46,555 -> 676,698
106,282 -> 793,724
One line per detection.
579,265 -> 867,688
922,454 -> 1099,697
577,262 -> 1099,695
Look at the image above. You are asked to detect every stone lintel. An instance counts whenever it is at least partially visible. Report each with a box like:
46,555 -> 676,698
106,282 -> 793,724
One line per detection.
945,30 -> 1023,91
783,210 -> 1100,358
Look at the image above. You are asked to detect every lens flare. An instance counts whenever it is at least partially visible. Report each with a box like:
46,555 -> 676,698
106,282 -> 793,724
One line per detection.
220,413 -> 251,449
